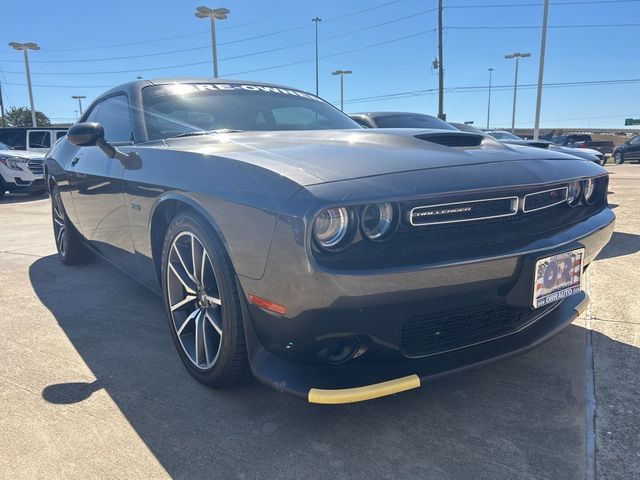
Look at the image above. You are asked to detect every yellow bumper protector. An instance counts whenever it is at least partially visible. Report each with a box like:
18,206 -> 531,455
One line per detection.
308,374 -> 421,404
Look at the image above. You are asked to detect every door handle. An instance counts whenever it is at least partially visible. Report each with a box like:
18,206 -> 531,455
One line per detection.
71,157 -> 80,167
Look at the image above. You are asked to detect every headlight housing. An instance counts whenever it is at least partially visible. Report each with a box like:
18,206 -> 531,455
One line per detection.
313,207 -> 351,249
583,178 -> 597,205
0,155 -> 28,171
361,202 -> 396,241
567,181 -> 582,207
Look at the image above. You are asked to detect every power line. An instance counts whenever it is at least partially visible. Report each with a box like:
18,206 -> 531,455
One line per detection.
446,0 -> 640,7
447,23 -> 640,29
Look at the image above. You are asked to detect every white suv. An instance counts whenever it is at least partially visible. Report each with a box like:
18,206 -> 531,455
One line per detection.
0,141 -> 46,199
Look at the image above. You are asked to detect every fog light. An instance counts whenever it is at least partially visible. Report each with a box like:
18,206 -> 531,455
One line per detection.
323,337 -> 360,365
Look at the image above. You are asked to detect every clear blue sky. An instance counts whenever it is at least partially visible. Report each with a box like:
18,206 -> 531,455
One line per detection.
0,0 -> 638,128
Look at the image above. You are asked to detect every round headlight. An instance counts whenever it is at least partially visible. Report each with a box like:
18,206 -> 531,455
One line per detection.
567,181 -> 582,206
584,178 -> 596,205
314,207 -> 350,249
361,203 -> 395,241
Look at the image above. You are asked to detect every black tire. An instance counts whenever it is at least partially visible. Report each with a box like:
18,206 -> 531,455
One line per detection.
161,212 -> 249,388
0,177 -> 5,200
614,152 -> 624,165
51,185 -> 95,265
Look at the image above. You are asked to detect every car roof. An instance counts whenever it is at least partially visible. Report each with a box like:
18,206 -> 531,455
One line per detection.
349,111 -> 440,118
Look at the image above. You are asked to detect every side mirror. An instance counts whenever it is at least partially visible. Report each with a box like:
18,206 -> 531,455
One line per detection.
68,122 -> 105,147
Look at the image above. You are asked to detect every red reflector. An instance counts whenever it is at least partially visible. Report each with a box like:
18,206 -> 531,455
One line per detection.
248,295 -> 287,315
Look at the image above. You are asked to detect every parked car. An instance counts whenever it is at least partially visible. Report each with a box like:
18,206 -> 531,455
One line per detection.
0,127 -> 68,153
548,133 -> 614,157
45,78 -> 614,403
348,111 -> 457,130
483,130 -> 605,165
612,135 -> 640,164
0,140 -> 46,199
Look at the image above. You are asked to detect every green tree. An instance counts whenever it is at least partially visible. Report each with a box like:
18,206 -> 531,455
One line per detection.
1,106 -> 51,127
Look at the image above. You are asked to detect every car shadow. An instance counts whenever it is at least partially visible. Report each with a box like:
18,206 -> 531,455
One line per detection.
0,192 -> 48,204
595,231 -> 640,260
26,255 -> 628,479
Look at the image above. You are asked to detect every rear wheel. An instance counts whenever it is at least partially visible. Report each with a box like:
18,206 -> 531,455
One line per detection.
614,152 -> 624,164
51,185 -> 94,264
0,177 -> 5,200
161,213 -> 249,388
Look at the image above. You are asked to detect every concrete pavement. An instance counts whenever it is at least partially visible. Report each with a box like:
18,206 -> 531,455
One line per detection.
0,165 -> 638,479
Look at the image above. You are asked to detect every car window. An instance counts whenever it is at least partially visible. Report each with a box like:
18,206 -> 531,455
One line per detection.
0,140 -> 13,150
87,95 -> 133,143
29,131 -> 51,149
142,83 -> 360,140
630,136 -> 640,145
350,117 -> 372,128
374,114 -> 457,130
56,131 -> 67,140
488,131 -> 522,141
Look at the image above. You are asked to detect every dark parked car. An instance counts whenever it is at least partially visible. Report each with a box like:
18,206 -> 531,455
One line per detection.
549,133 -> 615,157
612,135 -> 640,164
45,78 -> 614,404
348,111 -> 457,130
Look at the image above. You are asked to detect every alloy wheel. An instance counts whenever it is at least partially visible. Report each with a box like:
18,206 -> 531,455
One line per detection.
167,231 -> 223,370
52,192 -> 66,257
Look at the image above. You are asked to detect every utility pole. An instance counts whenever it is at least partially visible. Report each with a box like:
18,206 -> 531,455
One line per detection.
505,52 -> 531,133
195,6 -> 230,78
437,0 -> 445,120
486,68 -> 494,129
0,81 -> 5,126
332,70 -> 352,111
312,17 -> 322,96
533,0 -> 549,140
9,42 -> 40,127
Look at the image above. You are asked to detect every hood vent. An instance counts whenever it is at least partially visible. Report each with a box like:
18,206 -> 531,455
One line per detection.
415,132 -> 484,148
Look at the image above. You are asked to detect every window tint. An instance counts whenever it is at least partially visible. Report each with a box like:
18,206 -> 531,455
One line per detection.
630,136 -> 640,145
350,117 -> 372,128
29,131 -> 51,148
374,114 -> 457,130
142,83 -> 360,140
87,95 -> 133,143
56,131 -> 67,140
0,131 -> 24,149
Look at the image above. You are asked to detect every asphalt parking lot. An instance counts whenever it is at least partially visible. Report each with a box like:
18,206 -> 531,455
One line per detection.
0,165 -> 638,480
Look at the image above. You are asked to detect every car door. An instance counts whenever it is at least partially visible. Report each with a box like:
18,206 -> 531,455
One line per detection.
627,136 -> 640,161
69,94 -> 138,276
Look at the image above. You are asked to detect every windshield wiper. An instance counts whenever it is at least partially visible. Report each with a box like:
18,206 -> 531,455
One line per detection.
170,129 -> 243,138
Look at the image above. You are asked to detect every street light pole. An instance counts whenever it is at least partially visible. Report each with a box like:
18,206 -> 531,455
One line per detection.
72,95 -> 86,117
332,70 -> 352,111
437,0 -> 445,120
312,17 -> 322,96
533,0 -> 549,140
486,68 -> 494,129
505,52 -> 531,133
9,42 -> 40,127
195,6 -> 230,78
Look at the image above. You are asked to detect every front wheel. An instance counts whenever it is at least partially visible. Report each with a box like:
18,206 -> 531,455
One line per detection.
614,152 -> 624,164
161,213 -> 249,388
51,185 -> 94,264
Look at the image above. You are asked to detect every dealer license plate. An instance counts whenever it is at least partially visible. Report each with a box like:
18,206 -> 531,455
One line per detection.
533,248 -> 585,308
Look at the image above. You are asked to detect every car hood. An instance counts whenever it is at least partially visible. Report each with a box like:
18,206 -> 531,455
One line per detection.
0,149 -> 45,159
550,145 -> 600,159
162,129 -> 585,185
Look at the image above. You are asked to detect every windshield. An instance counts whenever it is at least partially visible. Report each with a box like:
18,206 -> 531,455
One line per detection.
373,114 -> 457,130
0,140 -> 13,150
142,83 -> 360,140
488,131 -> 522,141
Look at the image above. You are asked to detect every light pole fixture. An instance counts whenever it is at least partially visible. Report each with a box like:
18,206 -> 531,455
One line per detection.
9,41 -> 40,127
486,68 -> 494,129
533,0 -> 549,140
72,95 -> 86,117
195,6 -> 230,78
505,52 -> 531,133
312,17 -> 322,96
332,70 -> 352,111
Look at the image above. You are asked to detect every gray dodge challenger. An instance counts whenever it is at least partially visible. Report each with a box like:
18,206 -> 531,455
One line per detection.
44,78 -> 615,404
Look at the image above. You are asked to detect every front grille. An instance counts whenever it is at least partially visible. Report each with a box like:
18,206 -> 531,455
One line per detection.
410,197 -> 518,226
523,187 -> 568,212
401,301 -> 556,358
27,158 -> 44,175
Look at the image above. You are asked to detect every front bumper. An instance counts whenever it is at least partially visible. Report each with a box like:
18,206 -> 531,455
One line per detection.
238,207 -> 614,403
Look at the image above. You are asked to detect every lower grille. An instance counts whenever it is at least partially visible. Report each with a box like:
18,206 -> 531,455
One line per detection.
401,301 -> 555,358
27,158 -> 44,175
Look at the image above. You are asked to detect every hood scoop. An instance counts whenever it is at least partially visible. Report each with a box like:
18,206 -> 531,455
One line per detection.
415,132 -> 484,148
